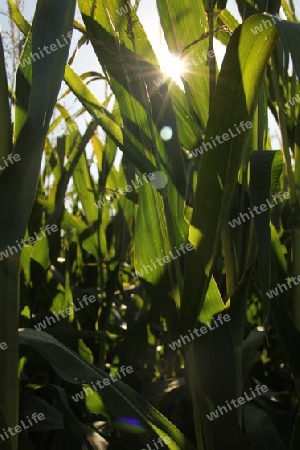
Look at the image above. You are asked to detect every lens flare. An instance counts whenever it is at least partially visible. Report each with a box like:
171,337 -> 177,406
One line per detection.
114,417 -> 146,433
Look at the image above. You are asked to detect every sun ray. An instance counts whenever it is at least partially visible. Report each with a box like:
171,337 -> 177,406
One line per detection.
158,52 -> 185,86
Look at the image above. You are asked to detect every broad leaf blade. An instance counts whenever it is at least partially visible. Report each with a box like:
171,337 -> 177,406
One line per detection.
0,32 -> 12,162
19,329 -> 196,450
181,15 -> 278,333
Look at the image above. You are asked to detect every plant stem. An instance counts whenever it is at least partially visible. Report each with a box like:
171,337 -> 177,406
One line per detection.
0,255 -> 20,450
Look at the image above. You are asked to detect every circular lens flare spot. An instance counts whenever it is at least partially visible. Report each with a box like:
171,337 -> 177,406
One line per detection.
150,171 -> 168,190
160,126 -> 173,141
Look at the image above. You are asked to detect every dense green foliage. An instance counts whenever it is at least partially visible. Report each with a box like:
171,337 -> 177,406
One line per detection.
1,0 -> 300,449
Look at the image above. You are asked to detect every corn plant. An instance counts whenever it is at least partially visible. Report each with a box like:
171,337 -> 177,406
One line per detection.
1,0 -> 300,449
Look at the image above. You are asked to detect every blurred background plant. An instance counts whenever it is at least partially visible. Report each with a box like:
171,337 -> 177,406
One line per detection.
0,0 -> 24,84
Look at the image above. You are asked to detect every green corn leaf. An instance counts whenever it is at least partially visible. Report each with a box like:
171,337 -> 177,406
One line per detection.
19,329 -> 196,450
64,65 -> 156,174
181,15 -> 278,333
0,32 -> 12,161
249,150 -> 283,330
156,0 -> 211,129
0,0 -> 76,249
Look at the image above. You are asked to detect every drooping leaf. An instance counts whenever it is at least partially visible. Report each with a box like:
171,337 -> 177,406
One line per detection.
19,329 -> 196,450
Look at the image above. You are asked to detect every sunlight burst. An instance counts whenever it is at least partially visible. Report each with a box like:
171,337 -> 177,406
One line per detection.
159,52 -> 185,85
